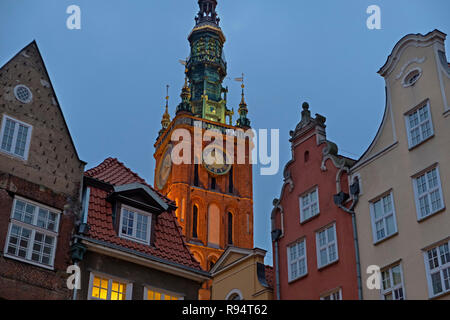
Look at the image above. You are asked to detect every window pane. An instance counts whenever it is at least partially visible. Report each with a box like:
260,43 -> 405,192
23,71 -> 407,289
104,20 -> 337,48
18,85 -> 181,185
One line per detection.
1,119 -> 16,152
320,249 -> 327,266
14,124 -> 28,157
328,243 -> 337,262
385,215 -> 395,236
382,270 -> 391,290
327,226 -> 335,242
391,266 -> 402,286
373,200 -> 382,219
431,272 -> 443,295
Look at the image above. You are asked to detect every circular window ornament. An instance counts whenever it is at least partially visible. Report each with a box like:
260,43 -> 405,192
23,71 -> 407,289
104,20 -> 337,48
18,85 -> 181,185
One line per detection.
403,68 -> 422,88
14,85 -> 33,103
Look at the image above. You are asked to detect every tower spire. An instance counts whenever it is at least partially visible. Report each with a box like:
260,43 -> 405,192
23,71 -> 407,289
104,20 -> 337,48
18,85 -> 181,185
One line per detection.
236,74 -> 251,128
160,85 -> 171,135
195,0 -> 220,26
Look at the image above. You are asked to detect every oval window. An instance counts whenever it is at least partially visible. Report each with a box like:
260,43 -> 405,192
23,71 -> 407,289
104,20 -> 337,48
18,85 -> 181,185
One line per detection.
403,69 -> 421,87
14,85 -> 33,103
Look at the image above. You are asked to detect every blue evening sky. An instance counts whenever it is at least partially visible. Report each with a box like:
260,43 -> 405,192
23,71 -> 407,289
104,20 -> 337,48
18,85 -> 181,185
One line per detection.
1,0 -> 449,264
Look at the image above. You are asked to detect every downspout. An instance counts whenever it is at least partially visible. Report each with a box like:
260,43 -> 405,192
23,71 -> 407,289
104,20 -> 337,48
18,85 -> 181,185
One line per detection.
71,185 -> 90,300
334,173 -> 363,300
271,200 -> 282,300
337,195 -> 362,300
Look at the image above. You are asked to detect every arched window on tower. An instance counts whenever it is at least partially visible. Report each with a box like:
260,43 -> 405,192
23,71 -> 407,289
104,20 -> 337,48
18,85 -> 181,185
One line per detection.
227,212 -> 233,245
194,164 -> 199,187
228,167 -> 233,194
192,205 -> 199,238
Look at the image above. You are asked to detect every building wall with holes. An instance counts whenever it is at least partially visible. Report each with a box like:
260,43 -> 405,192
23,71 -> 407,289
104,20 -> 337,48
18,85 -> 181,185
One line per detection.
0,42 -> 85,299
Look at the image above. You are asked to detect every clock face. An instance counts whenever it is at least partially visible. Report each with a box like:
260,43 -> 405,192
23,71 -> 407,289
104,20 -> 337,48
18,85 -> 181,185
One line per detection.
156,145 -> 172,190
202,145 -> 232,176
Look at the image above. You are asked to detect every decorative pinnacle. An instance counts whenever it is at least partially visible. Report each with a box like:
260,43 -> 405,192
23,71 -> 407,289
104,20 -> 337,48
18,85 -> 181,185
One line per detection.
161,85 -> 171,129
195,0 -> 220,26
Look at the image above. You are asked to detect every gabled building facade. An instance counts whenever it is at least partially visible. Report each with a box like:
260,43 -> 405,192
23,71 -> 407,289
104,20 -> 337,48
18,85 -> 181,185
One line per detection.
74,158 -> 210,300
351,30 -> 450,300
271,103 -> 359,300
0,42 -> 86,299
210,246 -> 273,300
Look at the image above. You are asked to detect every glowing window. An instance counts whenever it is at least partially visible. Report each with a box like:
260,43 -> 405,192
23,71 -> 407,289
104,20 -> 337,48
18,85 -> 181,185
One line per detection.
145,288 -> 182,300
90,275 -> 129,300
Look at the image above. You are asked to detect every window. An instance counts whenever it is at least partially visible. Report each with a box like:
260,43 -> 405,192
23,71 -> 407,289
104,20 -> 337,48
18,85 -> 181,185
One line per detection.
119,206 -> 151,244
4,197 -> 60,269
89,274 -> 131,300
316,224 -> 338,268
299,188 -> 319,222
381,264 -> 405,300
405,103 -> 433,149
145,287 -> 183,300
321,289 -> 342,300
194,164 -> 199,187
0,115 -> 32,160
14,85 -> 33,103
225,289 -> 243,300
403,69 -> 422,87
192,205 -> 198,238
287,239 -> 307,281
424,241 -> 450,298
370,192 -> 398,243
211,177 -> 216,190
413,167 -> 445,220
227,212 -> 233,245
228,167 -> 233,193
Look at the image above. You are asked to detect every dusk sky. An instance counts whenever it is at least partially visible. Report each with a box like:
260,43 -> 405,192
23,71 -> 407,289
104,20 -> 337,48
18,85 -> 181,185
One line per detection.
1,0 -> 449,264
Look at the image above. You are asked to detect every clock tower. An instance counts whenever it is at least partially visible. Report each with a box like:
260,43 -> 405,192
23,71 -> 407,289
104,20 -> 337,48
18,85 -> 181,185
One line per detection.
154,0 -> 254,271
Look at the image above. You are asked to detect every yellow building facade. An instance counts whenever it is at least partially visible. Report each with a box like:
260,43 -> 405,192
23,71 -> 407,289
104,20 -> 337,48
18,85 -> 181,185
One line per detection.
210,247 -> 273,300
351,30 -> 450,300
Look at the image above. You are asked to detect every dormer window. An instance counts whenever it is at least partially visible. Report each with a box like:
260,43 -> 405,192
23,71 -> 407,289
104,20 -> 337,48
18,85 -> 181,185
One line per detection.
119,205 -> 151,245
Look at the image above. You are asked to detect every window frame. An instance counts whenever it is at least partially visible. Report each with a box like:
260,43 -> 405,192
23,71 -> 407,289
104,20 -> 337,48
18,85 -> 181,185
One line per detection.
320,288 -> 342,300
88,272 -> 133,300
316,223 -> 339,269
369,191 -> 398,244
404,102 -> 434,149
287,238 -> 308,282
380,263 -> 406,300
3,196 -> 60,270
118,204 -> 152,245
299,187 -> 320,223
412,166 -> 445,221
144,286 -> 184,300
0,114 -> 33,160
423,240 -> 450,299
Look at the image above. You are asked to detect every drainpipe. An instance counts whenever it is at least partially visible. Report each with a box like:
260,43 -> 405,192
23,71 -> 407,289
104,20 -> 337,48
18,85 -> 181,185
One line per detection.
334,176 -> 363,300
271,200 -> 282,300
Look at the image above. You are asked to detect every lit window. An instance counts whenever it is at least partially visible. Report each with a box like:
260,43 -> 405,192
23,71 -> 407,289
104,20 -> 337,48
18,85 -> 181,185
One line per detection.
89,274 -> 130,300
381,264 -> 405,300
413,167 -> 445,220
299,188 -> 319,222
119,206 -> 151,244
316,224 -> 338,268
4,197 -> 59,269
321,288 -> 342,300
405,103 -> 434,149
145,288 -> 183,300
0,115 -> 32,160
370,192 -> 398,243
287,239 -> 307,281
424,241 -> 450,298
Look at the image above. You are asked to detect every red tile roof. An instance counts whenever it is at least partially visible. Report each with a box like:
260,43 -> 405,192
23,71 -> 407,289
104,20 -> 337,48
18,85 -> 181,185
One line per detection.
84,158 -> 202,271
265,265 -> 274,289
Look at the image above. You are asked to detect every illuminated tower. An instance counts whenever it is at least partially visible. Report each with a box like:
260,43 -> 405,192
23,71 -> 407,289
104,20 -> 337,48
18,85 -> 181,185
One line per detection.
154,0 -> 253,271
